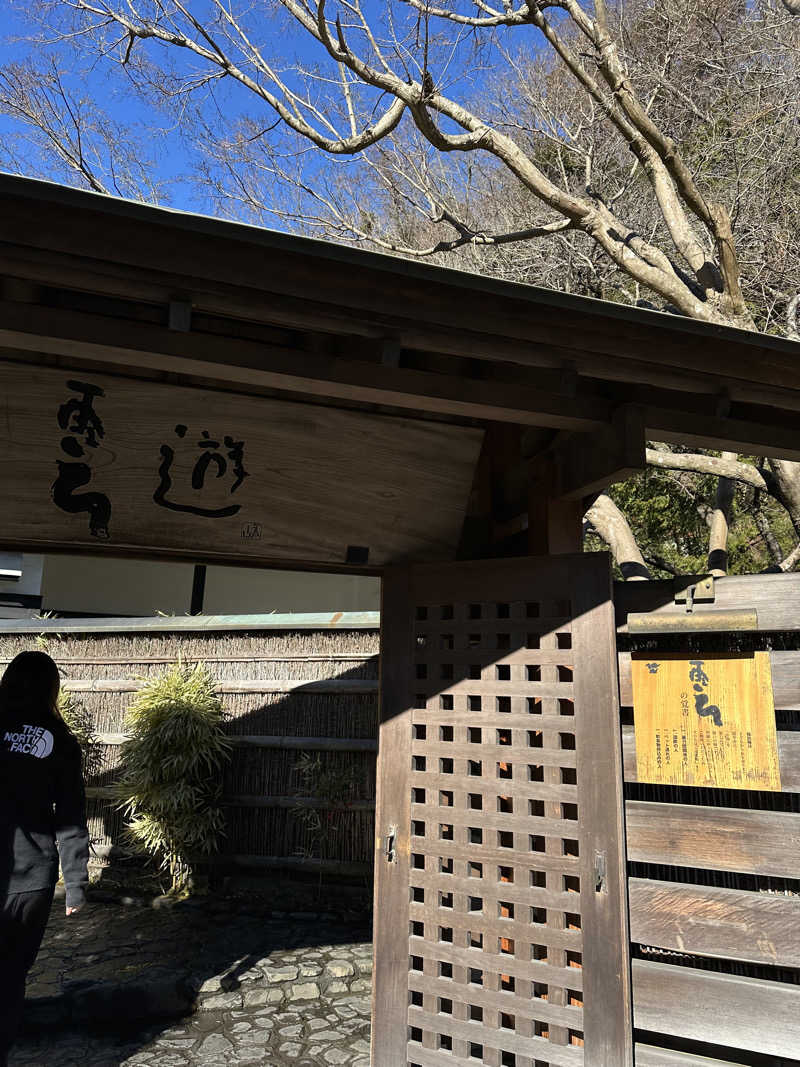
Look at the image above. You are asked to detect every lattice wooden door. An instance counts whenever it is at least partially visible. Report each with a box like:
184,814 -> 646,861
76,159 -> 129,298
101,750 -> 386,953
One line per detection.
372,553 -> 632,1067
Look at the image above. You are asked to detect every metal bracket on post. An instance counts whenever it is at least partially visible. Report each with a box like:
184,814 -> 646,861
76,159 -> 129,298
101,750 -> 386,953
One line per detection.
629,575 -> 758,633
674,575 -> 715,613
168,298 -> 192,332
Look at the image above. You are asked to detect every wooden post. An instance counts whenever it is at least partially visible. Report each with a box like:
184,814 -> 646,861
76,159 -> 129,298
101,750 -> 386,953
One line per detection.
528,456 -> 584,556
460,425 -> 585,560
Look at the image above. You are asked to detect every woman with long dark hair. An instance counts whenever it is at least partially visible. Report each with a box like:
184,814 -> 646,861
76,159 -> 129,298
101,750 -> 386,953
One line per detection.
0,650 -> 89,1066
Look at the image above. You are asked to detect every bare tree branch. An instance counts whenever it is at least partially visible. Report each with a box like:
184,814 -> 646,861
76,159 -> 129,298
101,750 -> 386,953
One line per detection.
43,0 -> 770,327
788,293 -> 800,341
778,541 -> 800,572
752,489 -> 783,565
584,492 -> 652,580
645,448 -> 771,494
6,0 -> 799,581
707,451 -> 737,577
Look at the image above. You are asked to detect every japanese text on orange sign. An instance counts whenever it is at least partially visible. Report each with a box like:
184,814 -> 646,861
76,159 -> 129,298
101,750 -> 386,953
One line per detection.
631,652 -> 781,791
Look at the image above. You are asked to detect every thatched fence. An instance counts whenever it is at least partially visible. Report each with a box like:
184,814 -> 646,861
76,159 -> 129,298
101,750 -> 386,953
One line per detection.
0,613 -> 380,878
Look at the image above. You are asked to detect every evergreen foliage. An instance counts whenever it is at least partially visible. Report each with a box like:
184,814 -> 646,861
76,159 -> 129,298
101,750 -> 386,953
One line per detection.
114,663 -> 231,896
585,455 -> 797,578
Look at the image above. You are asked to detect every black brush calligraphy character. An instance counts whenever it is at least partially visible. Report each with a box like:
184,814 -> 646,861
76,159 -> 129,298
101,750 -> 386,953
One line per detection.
60,436 -> 85,458
52,462 -> 111,539
57,380 -> 105,447
153,437 -> 241,518
688,660 -> 710,687
694,691 -> 723,727
191,431 -> 227,490
224,435 -> 249,493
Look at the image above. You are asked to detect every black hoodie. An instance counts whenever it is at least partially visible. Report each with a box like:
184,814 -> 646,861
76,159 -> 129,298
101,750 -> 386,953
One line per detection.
0,709 -> 89,908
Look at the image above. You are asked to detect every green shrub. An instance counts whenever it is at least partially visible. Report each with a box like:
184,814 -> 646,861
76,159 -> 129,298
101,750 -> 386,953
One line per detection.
114,663 -> 231,896
58,689 -> 103,782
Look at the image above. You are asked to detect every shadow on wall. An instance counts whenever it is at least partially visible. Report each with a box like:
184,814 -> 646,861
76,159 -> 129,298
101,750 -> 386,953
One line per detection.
0,623 -> 379,1062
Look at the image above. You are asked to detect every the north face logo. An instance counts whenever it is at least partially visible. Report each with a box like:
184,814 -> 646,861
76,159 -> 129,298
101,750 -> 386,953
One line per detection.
3,725 -> 54,758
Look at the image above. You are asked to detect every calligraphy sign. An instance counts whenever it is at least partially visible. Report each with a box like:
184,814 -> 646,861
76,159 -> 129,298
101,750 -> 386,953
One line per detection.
631,652 -> 781,790
0,361 -> 483,567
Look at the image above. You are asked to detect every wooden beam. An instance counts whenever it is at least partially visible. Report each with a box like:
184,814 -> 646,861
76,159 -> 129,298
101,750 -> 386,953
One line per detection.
63,679 -> 378,695
8,243 -> 800,425
615,572 -> 800,632
385,1044 -> 747,1067
629,878 -> 800,968
552,405 -> 646,500
625,801 -> 800,877
528,457 -> 585,554
371,567 -> 415,1067
0,300 -> 607,431
457,433 -> 494,559
5,298 -> 800,463
89,731 -> 378,750
645,405 -> 800,462
3,180 -> 800,398
632,959 -> 800,1058
635,1044 -> 750,1067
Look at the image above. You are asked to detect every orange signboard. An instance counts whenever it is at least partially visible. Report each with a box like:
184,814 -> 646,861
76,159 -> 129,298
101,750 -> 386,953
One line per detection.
631,652 -> 781,790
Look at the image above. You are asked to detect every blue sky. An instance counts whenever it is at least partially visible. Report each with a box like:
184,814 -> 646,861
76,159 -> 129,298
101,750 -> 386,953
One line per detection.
0,1 -> 519,220
0,1 -> 336,213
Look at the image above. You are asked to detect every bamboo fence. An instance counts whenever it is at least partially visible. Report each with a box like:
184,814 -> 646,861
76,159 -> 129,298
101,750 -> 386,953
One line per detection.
0,614 -> 380,877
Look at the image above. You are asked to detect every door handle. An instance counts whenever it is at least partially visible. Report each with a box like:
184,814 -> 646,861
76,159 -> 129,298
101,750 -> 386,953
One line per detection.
385,825 -> 397,863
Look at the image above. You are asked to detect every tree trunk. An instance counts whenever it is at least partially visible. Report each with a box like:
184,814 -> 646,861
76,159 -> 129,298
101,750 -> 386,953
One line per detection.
753,504 -> 783,564
766,459 -> 800,538
778,542 -> 800,572
585,493 -> 652,580
707,451 -> 737,576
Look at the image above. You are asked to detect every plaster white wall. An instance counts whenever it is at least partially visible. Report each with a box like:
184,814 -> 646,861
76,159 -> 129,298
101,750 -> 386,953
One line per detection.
38,554 -> 380,617
202,565 -> 380,615
41,555 -> 195,616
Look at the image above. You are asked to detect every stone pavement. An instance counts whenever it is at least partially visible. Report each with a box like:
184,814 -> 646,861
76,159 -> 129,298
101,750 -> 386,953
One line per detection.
11,885 -> 375,1066
24,891 -> 372,1026
9,992 -> 372,1066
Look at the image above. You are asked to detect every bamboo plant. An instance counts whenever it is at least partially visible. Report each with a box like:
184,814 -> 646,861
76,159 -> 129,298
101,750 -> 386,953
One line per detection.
58,688 -> 103,782
114,663 -> 231,896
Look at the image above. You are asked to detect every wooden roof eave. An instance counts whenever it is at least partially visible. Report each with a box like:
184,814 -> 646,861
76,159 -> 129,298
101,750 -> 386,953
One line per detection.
2,173 -> 800,459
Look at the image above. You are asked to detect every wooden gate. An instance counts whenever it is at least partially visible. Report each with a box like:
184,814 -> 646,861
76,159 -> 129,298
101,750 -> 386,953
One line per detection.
372,553 -> 633,1067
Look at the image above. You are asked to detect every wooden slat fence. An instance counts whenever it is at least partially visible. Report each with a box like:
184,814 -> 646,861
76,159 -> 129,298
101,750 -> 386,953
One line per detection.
616,573 -> 800,1066
4,577 -> 800,1064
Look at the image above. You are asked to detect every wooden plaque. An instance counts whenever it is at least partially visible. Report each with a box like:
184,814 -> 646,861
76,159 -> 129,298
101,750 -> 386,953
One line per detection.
0,361 -> 482,567
631,652 -> 781,790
